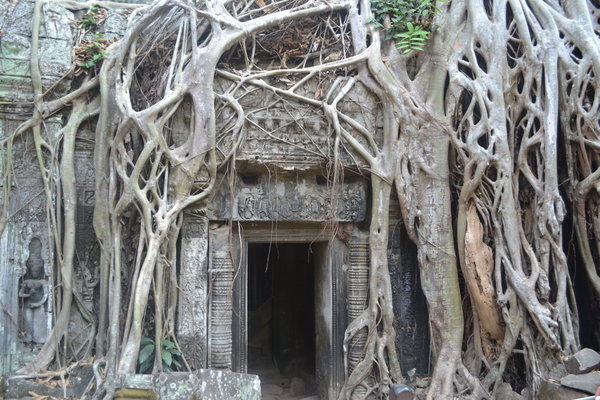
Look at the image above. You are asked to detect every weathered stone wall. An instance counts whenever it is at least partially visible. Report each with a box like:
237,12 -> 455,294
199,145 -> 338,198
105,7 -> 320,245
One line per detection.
0,0 -> 73,375
0,0 -> 144,375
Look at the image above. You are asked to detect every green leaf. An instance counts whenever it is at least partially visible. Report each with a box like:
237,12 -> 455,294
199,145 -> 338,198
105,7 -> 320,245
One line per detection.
138,361 -> 152,374
162,339 -> 176,350
162,350 -> 172,366
141,336 -> 154,345
139,344 -> 155,365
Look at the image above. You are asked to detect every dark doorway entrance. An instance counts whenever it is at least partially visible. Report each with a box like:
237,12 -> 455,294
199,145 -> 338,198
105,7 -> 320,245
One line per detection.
247,243 -> 317,398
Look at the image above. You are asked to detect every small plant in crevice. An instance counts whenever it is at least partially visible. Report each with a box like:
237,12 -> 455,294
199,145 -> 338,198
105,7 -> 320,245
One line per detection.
74,33 -> 114,76
79,6 -> 107,31
367,0 -> 442,53
74,6 -> 111,76
137,337 -> 183,374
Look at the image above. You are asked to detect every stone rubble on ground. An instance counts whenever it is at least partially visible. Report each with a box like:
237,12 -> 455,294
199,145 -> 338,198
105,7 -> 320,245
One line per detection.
538,348 -> 600,400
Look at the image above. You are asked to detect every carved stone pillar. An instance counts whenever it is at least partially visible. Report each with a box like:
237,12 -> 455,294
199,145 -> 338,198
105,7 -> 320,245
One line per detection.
177,215 -> 209,369
347,230 -> 369,373
207,225 -> 234,370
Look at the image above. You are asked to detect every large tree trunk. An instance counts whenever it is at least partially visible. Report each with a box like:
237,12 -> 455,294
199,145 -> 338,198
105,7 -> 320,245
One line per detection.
414,126 -> 464,400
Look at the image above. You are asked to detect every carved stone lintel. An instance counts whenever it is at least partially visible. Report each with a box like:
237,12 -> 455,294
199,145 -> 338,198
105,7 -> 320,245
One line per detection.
207,175 -> 367,222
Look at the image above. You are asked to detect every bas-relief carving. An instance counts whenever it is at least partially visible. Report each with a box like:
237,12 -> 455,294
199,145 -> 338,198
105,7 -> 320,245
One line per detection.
18,237 -> 49,345
0,103 -> 54,374
16,227 -> 53,352
0,221 -> 53,374
207,175 -> 366,222
212,78 -> 382,171
238,114 -> 329,168
177,216 -> 209,370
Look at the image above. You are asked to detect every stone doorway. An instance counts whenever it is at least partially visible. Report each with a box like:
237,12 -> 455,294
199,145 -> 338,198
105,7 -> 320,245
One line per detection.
230,223 -> 348,400
246,243 -> 318,399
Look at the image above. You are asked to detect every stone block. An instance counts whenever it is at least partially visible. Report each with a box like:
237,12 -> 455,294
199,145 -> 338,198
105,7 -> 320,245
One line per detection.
538,379 -> 587,400
565,348 -> 600,375
102,9 -> 130,41
560,371 -> 600,394
117,369 -> 261,400
39,2 -> 74,40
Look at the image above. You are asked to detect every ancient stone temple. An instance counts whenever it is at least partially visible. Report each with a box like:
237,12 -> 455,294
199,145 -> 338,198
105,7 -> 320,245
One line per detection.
0,2 -> 429,398
173,84 -> 431,397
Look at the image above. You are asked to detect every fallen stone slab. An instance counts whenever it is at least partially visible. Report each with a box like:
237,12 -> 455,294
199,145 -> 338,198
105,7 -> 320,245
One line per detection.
565,348 -> 600,375
560,371 -> 600,395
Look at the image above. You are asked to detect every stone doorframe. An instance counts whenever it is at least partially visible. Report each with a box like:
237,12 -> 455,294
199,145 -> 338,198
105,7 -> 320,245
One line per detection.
229,222 -> 349,399
177,218 -> 370,399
